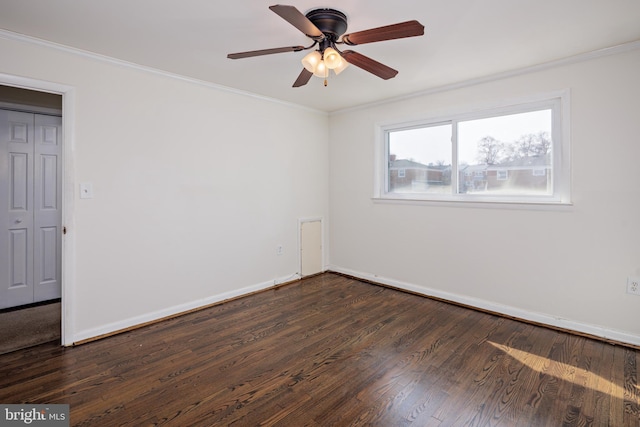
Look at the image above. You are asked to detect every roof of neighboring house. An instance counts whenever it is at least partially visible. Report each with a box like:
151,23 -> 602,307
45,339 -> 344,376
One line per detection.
460,164 -> 487,173
390,159 -> 429,169
390,159 -> 451,171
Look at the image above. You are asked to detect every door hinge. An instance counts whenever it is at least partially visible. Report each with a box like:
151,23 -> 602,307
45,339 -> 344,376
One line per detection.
63,226 -> 67,235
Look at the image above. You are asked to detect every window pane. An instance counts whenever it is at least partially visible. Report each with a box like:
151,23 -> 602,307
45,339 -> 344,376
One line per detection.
388,124 -> 452,194
457,110 -> 552,195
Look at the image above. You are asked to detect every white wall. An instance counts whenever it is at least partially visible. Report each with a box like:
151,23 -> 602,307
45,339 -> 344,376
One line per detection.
328,48 -> 640,346
0,35 -> 329,343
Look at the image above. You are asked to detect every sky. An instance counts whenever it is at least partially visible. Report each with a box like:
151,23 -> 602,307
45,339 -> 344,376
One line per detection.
389,109 -> 552,165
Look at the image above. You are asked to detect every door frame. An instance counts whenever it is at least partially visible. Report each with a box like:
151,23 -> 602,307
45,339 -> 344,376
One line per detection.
298,217 -> 325,277
0,73 -> 76,346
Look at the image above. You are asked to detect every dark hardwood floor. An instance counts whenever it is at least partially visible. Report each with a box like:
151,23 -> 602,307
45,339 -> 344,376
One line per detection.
1,273 -> 638,426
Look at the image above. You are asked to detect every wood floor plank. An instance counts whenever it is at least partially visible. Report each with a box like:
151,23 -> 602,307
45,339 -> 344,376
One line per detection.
623,348 -> 640,426
0,273 -> 638,426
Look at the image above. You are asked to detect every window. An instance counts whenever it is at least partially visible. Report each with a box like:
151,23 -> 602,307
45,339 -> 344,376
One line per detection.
387,123 -> 452,194
377,92 -> 570,205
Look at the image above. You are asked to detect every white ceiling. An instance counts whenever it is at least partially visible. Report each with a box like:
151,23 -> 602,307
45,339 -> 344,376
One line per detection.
1,0 -> 640,112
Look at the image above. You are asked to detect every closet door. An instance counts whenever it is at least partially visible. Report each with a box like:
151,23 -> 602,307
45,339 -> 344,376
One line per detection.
0,110 -> 35,308
33,114 -> 62,303
0,110 -> 61,309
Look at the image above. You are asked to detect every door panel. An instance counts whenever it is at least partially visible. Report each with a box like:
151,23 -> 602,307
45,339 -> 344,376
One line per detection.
39,226 -> 58,283
40,125 -> 58,145
10,152 -> 29,210
8,228 -> 33,306
9,228 -> 29,286
40,155 -> 58,209
10,121 -> 28,143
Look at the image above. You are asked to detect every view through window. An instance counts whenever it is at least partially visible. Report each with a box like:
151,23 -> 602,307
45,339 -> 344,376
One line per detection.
457,110 -> 552,196
388,123 -> 452,194
383,98 -> 565,204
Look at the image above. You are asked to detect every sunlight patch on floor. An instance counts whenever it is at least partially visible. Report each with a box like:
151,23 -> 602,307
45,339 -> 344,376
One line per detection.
488,341 -> 627,400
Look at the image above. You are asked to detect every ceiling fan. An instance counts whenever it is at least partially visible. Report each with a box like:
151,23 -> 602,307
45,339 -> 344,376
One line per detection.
227,4 -> 425,87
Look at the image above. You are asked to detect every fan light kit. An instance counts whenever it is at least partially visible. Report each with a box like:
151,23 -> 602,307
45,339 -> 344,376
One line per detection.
227,5 -> 425,87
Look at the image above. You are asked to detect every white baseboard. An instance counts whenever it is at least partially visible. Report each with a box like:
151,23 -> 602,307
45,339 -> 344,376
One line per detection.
71,272 -> 301,344
328,265 -> 640,348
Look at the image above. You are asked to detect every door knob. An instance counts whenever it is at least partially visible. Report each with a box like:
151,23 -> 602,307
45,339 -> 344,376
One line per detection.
15,219 -> 22,224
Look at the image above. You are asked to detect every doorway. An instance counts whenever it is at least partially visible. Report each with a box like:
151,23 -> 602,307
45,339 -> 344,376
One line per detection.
0,85 -> 63,350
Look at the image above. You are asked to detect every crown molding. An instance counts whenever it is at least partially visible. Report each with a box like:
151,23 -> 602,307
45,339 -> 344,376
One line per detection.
2,28 -> 638,116
0,29 -> 327,116
330,39 -> 640,115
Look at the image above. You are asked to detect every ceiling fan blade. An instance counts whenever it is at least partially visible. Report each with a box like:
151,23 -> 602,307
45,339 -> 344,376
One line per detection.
342,20 -> 424,45
227,45 -> 306,59
269,5 -> 324,38
341,50 -> 398,80
292,68 -> 313,87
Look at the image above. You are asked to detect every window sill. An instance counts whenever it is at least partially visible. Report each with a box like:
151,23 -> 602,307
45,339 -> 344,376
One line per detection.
371,196 -> 573,211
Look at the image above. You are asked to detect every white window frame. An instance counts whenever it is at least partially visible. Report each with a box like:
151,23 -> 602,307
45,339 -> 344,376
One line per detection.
373,90 -> 571,206
398,168 -> 406,178
496,170 -> 508,180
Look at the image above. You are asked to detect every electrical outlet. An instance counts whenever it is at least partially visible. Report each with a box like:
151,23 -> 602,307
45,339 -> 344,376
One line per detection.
276,245 -> 283,256
627,277 -> 640,296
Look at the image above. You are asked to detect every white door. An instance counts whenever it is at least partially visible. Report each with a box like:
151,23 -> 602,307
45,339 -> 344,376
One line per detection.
300,219 -> 322,277
0,109 -> 62,309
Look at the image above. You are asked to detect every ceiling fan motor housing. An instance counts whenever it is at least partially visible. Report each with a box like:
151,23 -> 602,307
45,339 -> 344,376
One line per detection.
305,8 -> 348,39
